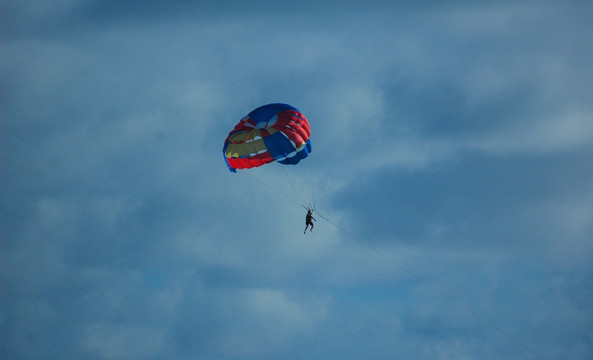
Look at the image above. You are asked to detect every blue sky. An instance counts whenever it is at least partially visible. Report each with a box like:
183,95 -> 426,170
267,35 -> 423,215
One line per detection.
2,1 -> 592,359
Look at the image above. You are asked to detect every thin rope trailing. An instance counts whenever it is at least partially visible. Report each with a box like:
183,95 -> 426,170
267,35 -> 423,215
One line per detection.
314,209 -> 548,360
233,168 -> 546,359
313,210 -> 423,282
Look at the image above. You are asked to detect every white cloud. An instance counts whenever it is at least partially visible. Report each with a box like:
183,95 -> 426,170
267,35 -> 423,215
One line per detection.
7,0 -> 92,18
469,109 -> 593,155
213,288 -> 326,357
82,323 -> 167,359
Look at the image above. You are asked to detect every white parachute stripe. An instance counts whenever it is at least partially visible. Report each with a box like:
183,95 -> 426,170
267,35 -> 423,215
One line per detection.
274,141 -> 307,162
245,136 -> 263,143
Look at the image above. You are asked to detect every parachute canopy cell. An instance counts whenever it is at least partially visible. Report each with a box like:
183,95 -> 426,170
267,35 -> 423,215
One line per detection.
223,103 -> 312,172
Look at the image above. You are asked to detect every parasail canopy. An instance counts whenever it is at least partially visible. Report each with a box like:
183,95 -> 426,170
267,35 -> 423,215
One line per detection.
223,103 -> 312,172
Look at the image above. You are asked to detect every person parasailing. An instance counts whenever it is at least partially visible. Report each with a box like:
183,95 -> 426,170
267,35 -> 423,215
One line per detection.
304,209 -> 316,233
223,103 -> 315,234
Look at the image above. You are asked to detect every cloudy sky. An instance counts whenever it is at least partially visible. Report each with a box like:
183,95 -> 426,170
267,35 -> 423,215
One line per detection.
2,1 -> 592,359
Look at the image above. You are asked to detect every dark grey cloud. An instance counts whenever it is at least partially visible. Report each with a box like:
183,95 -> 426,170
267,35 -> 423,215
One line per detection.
335,148 -> 593,249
